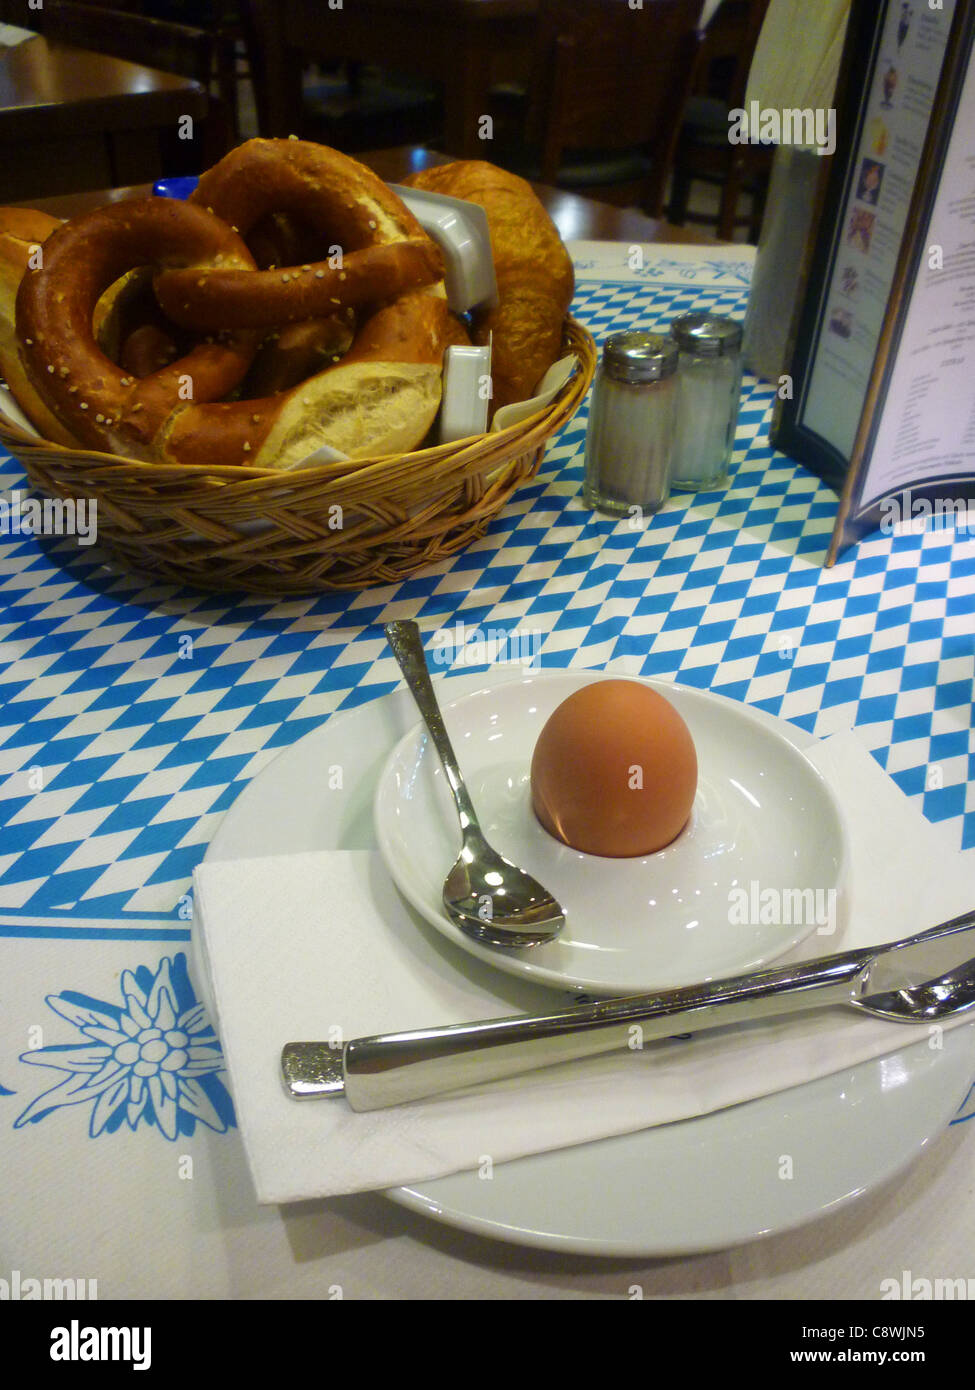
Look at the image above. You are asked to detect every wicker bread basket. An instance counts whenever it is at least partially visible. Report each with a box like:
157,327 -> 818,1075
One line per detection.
0,318 -> 596,595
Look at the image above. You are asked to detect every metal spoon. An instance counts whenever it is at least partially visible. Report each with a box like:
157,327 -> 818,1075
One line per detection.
384,620 -> 565,948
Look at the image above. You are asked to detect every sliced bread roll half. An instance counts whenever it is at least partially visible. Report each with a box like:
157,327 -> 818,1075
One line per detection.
0,207 -> 82,445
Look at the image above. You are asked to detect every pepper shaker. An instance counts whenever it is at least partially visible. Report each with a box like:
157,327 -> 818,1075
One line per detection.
670,313 -> 744,491
582,331 -> 679,518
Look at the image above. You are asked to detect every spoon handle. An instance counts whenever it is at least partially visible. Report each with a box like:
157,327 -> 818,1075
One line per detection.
384,621 -> 482,834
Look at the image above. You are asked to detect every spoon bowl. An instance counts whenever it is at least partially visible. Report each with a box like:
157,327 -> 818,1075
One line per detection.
442,838 -> 566,948
385,621 -> 565,949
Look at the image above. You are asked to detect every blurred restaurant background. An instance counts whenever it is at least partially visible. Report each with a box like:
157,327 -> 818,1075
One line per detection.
0,0 -> 805,242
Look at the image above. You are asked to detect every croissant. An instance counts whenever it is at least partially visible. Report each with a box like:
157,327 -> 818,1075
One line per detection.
403,161 -> 575,412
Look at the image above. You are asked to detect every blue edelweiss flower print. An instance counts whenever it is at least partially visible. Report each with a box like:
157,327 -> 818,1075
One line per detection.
1,998 -> 15,1092
14,953 -> 235,1140
950,1080 -> 975,1125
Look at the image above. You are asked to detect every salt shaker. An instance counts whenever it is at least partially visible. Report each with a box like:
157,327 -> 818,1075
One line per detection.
582,331 -> 679,518
670,313 -> 744,491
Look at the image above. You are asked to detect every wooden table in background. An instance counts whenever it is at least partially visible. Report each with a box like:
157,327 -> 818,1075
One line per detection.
251,0 -> 538,159
0,32 -> 208,200
22,145 -> 717,248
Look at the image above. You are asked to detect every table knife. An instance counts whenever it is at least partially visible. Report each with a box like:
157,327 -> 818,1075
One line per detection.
282,909 -> 975,1112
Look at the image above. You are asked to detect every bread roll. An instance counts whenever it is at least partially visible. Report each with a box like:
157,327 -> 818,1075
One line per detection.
0,207 -> 82,445
403,162 -> 575,411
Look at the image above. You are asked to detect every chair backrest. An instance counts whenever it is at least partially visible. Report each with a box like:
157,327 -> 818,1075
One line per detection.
527,0 -> 705,183
28,0 -> 237,150
25,1 -> 225,88
693,0 -> 771,108
24,1 -> 237,165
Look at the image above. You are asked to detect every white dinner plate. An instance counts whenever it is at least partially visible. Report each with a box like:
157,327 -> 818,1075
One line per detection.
201,664 -> 975,1256
374,672 -> 849,995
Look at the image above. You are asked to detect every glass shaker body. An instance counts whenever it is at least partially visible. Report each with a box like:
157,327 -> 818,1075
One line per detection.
583,332 -> 679,518
670,314 -> 744,492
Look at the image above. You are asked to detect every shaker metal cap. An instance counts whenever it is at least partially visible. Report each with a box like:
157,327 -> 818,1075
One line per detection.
602,330 -> 678,383
670,312 -> 744,356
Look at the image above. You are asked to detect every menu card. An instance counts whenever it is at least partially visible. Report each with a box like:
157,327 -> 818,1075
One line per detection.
769,0 -> 975,562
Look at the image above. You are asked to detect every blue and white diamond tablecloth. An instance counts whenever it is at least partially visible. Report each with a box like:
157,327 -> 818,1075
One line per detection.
1,240 -> 973,1298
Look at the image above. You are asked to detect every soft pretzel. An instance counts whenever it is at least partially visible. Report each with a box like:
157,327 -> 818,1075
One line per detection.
244,315 -> 354,397
155,237 -> 443,331
403,161 -> 575,411
173,138 -> 449,461
16,197 -> 259,461
0,211 -> 183,440
15,139 -> 452,467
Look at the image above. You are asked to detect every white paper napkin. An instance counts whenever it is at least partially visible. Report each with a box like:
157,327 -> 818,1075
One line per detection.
491,355 -> 579,433
0,384 -> 41,436
193,731 -> 975,1204
0,24 -> 36,46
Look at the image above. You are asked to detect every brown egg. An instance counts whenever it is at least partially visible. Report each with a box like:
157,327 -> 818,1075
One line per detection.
530,680 -> 697,857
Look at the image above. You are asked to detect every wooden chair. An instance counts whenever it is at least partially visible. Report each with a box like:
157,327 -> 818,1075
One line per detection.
121,1 -> 267,137
298,64 -> 443,155
667,0 -> 773,241
495,0 -> 704,216
18,0 -> 236,167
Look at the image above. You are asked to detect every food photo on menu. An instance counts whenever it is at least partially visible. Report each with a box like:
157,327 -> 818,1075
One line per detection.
0,0 -> 973,1333
855,157 -> 885,205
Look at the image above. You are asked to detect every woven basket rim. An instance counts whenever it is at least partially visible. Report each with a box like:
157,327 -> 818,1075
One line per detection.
0,316 -> 595,482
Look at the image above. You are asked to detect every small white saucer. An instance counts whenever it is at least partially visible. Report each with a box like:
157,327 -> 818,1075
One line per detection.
373,671 -> 850,996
